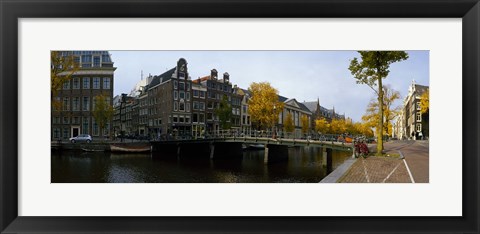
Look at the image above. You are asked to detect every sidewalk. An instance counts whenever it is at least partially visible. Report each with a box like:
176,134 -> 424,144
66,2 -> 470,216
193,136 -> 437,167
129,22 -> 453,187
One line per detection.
339,140 -> 429,183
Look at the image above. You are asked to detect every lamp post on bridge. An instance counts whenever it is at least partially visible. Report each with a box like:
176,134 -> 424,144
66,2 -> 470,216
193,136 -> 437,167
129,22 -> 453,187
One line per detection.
272,104 -> 277,139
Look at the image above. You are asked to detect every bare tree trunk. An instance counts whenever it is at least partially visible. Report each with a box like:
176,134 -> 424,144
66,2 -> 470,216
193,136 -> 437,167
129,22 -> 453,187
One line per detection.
377,76 -> 384,155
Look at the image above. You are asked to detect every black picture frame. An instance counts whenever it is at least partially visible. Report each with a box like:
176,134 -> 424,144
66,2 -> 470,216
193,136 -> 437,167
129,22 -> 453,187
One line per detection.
1,0 -> 478,233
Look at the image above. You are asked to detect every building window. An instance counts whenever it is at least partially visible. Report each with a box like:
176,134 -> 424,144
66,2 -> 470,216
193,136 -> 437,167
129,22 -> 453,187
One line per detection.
103,77 -> 111,89
81,55 -> 92,65
174,101 -> 178,111
54,116 -> 60,124
104,123 -> 110,136
193,90 -> 199,97
179,116 -> 184,123
199,114 -> 205,123
208,102 -> 213,109
173,115 -> 178,123
83,97 -> 90,111
207,113 -> 213,120
63,97 -> 70,111
93,56 -> 101,67
199,102 -> 205,110
73,78 -> 80,89
174,91 -> 178,100
416,123 -> 422,132
187,83 -> 190,91
53,128 -> 60,139
63,128 -> 69,139
200,91 -> 205,99
93,77 -> 100,89
185,116 -> 190,123
179,101 -> 185,111
73,116 -> 80,124
72,97 -> 80,111
83,77 -> 90,89
179,91 -> 185,99
193,101 -> 198,110
102,54 -> 111,63
416,112 -> 421,122
193,113 -> 198,123
186,92 -> 190,101
186,103 -> 190,112
174,80 -> 178,89
179,72 -> 185,79
179,82 -> 185,91
417,102 -> 421,110
92,119 -> 99,136
82,117 -> 89,134
63,116 -> 69,124
63,80 -> 70,90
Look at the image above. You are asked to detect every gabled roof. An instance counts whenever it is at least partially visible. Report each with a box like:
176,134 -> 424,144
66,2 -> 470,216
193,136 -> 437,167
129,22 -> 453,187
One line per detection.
147,67 -> 176,89
415,84 -> 429,95
302,101 -> 318,113
297,102 -> 312,113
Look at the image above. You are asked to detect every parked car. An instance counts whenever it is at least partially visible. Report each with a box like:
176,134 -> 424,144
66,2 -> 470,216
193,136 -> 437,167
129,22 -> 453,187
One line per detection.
69,134 -> 92,143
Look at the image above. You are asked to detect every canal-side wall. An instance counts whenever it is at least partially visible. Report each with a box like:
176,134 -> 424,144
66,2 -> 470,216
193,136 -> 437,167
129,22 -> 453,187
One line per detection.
319,158 -> 357,183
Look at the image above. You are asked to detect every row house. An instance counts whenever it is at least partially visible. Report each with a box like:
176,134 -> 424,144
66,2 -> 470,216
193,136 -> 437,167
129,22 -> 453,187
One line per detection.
51,51 -> 116,140
146,58 -> 192,139
235,88 -> 252,136
191,82 -> 207,138
194,69 -> 240,135
401,80 -> 429,140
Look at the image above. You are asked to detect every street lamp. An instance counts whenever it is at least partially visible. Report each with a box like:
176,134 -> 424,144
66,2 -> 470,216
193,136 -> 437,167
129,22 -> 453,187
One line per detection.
120,93 -> 127,142
272,104 -> 276,139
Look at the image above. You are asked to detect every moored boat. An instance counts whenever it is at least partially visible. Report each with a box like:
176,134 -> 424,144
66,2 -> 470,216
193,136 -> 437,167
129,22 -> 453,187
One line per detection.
110,144 -> 151,153
82,148 -> 105,152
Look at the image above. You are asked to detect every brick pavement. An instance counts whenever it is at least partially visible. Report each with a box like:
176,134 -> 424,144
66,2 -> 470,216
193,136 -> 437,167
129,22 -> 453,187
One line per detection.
339,140 -> 428,183
339,156 -> 411,183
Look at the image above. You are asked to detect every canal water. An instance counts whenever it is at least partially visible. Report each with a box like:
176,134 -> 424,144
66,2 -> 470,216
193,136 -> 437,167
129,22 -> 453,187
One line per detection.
51,147 -> 352,183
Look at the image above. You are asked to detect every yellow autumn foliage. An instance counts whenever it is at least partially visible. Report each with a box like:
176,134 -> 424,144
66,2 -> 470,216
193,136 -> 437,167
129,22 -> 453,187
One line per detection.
248,82 -> 284,130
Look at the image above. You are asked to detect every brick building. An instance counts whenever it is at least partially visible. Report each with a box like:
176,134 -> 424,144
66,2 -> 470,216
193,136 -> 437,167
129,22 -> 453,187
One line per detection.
51,51 -> 116,141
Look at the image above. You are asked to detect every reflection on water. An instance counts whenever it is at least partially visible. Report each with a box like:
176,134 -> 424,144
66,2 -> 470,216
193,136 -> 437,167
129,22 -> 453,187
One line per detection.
51,147 -> 351,183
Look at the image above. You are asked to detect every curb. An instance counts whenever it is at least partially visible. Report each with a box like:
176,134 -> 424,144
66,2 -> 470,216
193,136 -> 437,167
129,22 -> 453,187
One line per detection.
319,157 -> 357,183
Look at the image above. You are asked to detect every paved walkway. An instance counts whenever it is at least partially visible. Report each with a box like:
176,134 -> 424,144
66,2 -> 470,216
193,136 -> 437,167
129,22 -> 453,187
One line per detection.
339,140 -> 429,183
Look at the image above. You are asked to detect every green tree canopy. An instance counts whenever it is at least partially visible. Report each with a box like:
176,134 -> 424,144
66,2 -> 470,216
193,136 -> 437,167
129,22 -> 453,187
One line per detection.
92,94 -> 114,138
215,95 -> 233,130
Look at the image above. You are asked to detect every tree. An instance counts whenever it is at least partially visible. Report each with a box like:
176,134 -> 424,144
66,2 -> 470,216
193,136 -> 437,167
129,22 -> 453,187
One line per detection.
420,89 -> 429,138
215,95 -> 233,130
51,51 -> 79,110
301,115 -> 309,135
361,85 -> 401,139
92,94 -> 114,139
283,112 -> 294,137
349,51 -> 408,155
330,119 -> 347,135
314,118 -> 330,134
420,89 -> 429,114
248,82 -> 284,131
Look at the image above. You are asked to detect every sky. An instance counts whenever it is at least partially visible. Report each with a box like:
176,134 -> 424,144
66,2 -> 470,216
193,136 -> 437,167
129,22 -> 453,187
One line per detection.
110,51 -> 429,122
